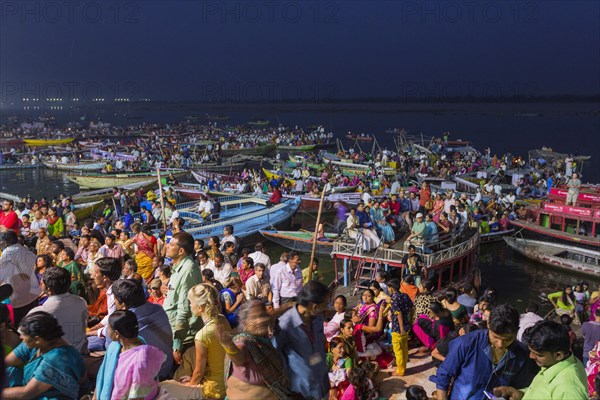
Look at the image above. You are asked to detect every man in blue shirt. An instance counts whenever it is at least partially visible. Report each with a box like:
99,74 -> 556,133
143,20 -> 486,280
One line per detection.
435,304 -> 537,400
273,280 -> 330,399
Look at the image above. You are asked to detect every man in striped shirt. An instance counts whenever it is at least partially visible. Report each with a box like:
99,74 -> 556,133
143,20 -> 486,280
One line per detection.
272,250 -> 302,309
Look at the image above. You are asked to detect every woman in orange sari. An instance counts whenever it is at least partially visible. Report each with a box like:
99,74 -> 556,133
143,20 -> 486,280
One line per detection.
124,223 -> 157,282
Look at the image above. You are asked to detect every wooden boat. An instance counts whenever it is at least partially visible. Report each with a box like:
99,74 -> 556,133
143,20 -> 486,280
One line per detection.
345,134 -> 373,142
480,229 -> 515,244
0,138 -> 24,147
191,170 -> 239,184
247,120 -> 270,126
193,160 -> 246,173
332,227 -> 480,291
205,114 -> 229,120
66,170 -> 187,190
90,148 -> 137,161
220,144 -> 276,157
504,237 -> 600,278
277,144 -> 316,151
320,151 -> 341,162
70,180 -> 157,204
42,159 -> 106,171
73,200 -> 104,220
510,202 -> 600,249
260,230 -> 337,255
547,186 -> 600,207
23,138 -> 75,146
186,198 -> 300,241
282,191 -> 362,212
0,163 -> 40,170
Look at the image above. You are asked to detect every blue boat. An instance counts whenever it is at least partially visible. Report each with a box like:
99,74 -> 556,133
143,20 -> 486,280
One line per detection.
186,197 -> 300,241
129,194 -> 271,228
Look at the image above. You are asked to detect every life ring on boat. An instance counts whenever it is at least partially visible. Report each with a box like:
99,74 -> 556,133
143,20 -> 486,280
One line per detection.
323,200 -> 332,210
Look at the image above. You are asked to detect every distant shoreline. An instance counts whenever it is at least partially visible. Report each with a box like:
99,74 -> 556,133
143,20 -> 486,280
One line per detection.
5,100 -> 597,114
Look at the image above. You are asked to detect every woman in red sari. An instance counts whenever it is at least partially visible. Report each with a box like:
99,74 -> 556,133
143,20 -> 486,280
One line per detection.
124,223 -> 157,282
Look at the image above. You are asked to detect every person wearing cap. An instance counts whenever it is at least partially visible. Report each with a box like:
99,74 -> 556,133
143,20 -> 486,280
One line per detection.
407,212 -> 426,246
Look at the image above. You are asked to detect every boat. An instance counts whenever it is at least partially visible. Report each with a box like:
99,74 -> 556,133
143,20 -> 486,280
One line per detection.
247,120 -> 270,126
220,144 -> 276,157
331,227 -> 480,292
42,159 -> 106,171
320,151 -> 341,162
260,229 -> 337,255
90,148 -> 138,161
0,138 -> 24,147
0,163 -> 40,170
547,186 -> 600,207
276,144 -> 316,151
480,229 -> 515,244
504,237 -> 600,278
345,133 -> 373,142
70,180 -> 157,204
193,160 -> 246,173
510,202 -> 600,249
73,200 -> 104,221
205,114 -> 229,121
282,191 -> 363,212
128,195 -> 271,228
66,170 -> 187,189
186,197 -> 300,241
191,170 -> 239,184
24,138 -> 75,146
0,192 -> 22,202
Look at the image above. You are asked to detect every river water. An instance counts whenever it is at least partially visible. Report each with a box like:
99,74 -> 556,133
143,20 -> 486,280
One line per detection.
2,103 -> 599,311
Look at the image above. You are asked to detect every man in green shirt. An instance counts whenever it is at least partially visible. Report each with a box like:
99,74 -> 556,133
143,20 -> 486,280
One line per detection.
494,320 -> 587,400
163,231 -> 203,366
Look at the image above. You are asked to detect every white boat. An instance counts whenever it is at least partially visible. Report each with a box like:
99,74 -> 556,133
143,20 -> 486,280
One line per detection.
504,237 -> 600,278
42,159 -> 106,171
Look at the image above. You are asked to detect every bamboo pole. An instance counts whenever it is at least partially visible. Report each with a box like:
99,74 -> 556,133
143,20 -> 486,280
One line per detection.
156,165 -> 167,229
308,183 -> 328,281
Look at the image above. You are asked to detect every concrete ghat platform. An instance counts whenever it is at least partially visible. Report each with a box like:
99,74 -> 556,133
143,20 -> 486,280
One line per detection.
333,285 -> 438,399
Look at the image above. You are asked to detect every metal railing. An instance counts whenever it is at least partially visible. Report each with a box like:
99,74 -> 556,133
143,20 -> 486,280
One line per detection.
332,229 -> 479,268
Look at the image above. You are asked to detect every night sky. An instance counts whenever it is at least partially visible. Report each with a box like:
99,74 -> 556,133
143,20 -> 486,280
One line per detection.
1,0 -> 599,101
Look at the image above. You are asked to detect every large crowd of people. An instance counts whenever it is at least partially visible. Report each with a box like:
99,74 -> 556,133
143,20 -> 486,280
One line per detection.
0,122 -> 597,399
0,188 -> 598,399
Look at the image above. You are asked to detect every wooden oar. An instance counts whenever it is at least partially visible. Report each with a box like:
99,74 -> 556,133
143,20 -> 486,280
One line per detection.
308,185 -> 327,281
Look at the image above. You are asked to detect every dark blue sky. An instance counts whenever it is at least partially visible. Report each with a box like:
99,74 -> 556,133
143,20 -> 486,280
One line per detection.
1,0 -> 599,101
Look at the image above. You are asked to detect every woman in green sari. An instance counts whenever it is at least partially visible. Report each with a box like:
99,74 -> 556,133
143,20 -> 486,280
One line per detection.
57,247 -> 85,297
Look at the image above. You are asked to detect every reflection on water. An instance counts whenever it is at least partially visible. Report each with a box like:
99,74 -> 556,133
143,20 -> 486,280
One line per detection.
0,168 -> 80,198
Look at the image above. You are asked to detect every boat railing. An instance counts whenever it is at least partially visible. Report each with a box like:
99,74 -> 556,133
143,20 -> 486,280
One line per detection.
332,228 -> 479,268
426,230 -> 479,267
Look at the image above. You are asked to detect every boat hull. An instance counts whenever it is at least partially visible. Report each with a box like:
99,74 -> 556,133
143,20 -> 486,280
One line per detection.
24,138 -> 75,146
504,237 -> 600,278
510,219 -> 600,250
67,171 -> 187,189
220,144 -> 276,156
187,199 -> 300,242
277,144 -> 316,151
42,160 -> 105,171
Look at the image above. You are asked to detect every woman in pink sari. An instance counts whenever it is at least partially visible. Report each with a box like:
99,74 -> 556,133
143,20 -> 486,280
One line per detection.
125,223 -> 157,282
432,193 -> 445,222
95,310 -> 166,400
